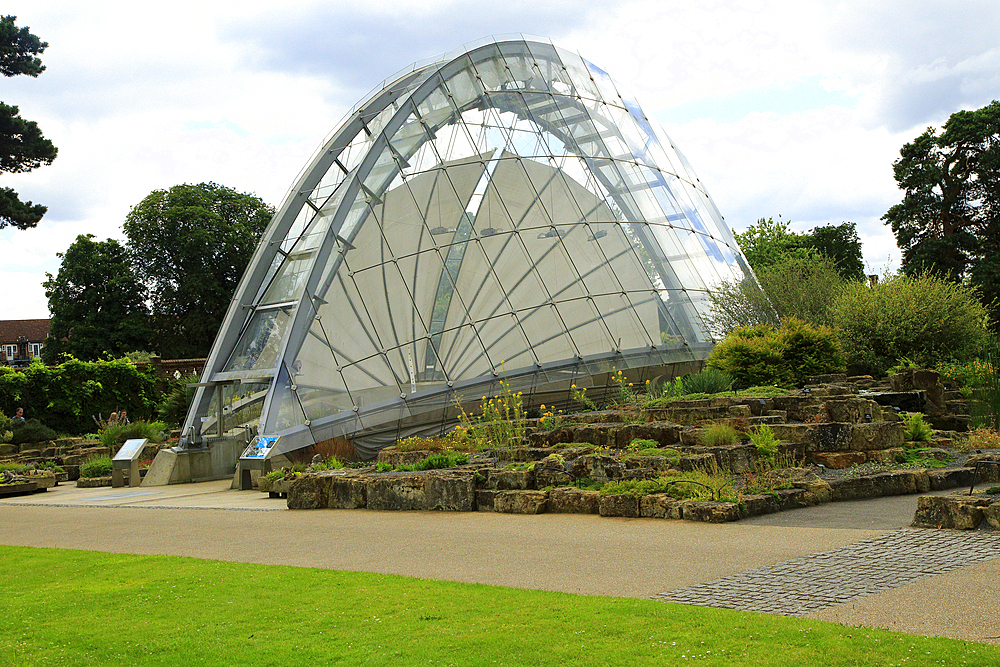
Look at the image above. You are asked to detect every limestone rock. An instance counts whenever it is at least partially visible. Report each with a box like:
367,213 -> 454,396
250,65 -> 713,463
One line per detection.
615,422 -> 682,448
288,474 -> 331,509
328,475 -> 368,509
811,451 -> 866,469
494,469 -> 534,490
984,503 -> 1000,529
598,493 -> 640,517
475,489 -> 498,511
494,490 -> 548,514
849,422 -> 905,451
548,487 -> 600,514
367,473 -> 427,510
926,467 -> 975,491
425,470 -> 475,511
571,454 -> 623,481
770,423 -> 852,453
640,493 -> 683,519
912,494 -> 991,529
682,500 -> 742,522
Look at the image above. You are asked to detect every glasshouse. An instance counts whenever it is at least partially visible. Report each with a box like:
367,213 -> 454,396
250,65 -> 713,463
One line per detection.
176,35 -> 757,472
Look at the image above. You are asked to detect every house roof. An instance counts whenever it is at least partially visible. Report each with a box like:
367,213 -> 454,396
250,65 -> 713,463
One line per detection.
0,319 -> 50,343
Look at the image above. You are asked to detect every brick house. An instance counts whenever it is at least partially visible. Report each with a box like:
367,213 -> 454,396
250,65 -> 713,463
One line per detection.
0,319 -> 49,366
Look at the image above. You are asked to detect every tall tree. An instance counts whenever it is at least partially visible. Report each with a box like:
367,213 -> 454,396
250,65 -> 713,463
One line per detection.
42,235 -> 151,363
124,182 -> 273,358
807,222 -> 865,282
883,100 -> 1000,326
0,15 -> 56,230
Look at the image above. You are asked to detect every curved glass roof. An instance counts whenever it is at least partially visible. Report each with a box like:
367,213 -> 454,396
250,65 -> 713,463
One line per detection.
182,35 -> 756,459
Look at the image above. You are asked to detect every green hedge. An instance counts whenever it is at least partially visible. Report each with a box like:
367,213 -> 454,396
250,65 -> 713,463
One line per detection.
0,358 -> 160,435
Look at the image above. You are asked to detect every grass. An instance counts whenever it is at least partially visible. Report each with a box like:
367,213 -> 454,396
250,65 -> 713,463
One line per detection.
1,546 -> 996,666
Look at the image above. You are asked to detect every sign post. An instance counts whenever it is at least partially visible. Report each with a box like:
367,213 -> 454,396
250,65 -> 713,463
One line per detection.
112,438 -> 147,488
238,435 -> 280,490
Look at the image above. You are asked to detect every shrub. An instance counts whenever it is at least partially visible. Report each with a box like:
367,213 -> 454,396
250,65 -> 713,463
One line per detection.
157,372 -> 198,426
699,423 -> 738,447
708,254 -> 846,337
0,357 -> 160,434
98,420 -> 167,453
707,317 -> 845,388
682,368 -> 733,394
396,452 -> 469,472
747,424 -> 779,455
80,456 -> 113,478
830,272 -> 991,376
10,419 -> 57,445
958,426 -> 1000,452
903,413 -> 934,442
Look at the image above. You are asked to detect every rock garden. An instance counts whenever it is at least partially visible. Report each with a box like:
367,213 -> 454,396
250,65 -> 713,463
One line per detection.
263,366 -> 1000,524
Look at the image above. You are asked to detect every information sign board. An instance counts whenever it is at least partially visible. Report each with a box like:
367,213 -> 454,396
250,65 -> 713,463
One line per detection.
114,438 -> 147,462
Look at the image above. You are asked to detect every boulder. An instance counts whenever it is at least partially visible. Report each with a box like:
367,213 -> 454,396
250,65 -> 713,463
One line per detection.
533,460 -> 575,488
425,470 -> 475,511
811,451 -> 867,469
984,503 -> 1000,530
677,453 -> 716,471
598,493 -> 641,517
328,475 -> 368,509
648,403 -> 751,425
912,494 -> 992,529
849,422 -> 905,451
287,474 -> 330,509
571,454 -> 624,481
771,395 -> 826,422
824,398 -> 883,424
682,500 -> 742,523
738,493 -> 782,517
621,455 -> 677,473
926,467 -> 976,491
493,469 -> 534,490
770,423 -> 852,453
494,490 -> 548,514
866,448 -> 904,466
367,473 -> 427,510
548,487 -> 600,514
640,493 -> 683,519
475,489 -> 498,511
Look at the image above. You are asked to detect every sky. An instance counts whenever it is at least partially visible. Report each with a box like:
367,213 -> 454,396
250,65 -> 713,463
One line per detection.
3,0 -> 998,320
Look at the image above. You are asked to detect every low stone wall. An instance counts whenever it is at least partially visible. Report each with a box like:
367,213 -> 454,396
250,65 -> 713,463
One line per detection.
283,462 -> 992,523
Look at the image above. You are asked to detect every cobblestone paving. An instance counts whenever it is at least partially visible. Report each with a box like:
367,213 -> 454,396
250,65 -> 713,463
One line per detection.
652,529 -> 1000,616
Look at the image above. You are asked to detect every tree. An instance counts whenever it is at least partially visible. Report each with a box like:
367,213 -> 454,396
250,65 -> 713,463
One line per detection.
124,182 -> 273,358
807,222 -> 865,281
0,15 -> 56,230
42,235 -> 151,363
734,217 -> 811,269
883,100 -> 1000,326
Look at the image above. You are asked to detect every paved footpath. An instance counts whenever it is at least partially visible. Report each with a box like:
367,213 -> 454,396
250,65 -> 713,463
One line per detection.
2,480 -> 999,645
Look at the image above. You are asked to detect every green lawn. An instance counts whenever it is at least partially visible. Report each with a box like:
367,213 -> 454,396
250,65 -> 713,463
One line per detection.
1,545 -> 994,666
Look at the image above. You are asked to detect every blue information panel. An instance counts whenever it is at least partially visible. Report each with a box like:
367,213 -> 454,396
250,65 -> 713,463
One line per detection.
241,435 -> 279,460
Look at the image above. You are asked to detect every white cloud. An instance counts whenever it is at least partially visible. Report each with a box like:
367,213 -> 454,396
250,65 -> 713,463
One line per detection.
2,0 -> 999,319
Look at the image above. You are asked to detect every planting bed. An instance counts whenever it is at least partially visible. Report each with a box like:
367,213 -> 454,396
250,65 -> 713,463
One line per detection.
275,370 -> 1000,523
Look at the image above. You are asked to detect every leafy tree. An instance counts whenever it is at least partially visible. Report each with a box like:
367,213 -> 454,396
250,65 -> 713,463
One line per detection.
807,222 -> 865,281
734,217 -> 811,269
0,15 -> 56,230
123,182 -> 273,358
42,235 -> 151,363
883,100 -> 1000,325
